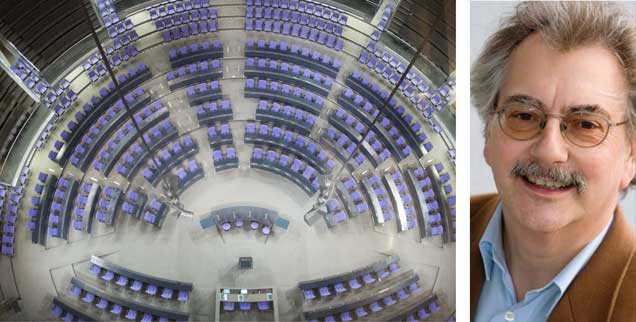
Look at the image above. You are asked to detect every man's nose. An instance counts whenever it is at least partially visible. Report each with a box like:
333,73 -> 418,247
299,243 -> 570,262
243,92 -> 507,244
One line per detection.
530,118 -> 569,164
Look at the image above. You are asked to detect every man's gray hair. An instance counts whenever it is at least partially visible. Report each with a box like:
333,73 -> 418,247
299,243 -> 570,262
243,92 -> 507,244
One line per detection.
471,2 -> 636,186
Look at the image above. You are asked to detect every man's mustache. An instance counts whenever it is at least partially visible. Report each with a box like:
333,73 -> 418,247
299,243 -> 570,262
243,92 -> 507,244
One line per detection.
511,161 -> 587,193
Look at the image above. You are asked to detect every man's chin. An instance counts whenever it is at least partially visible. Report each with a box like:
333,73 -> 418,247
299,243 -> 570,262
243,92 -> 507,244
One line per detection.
505,195 -> 578,233
515,212 -> 573,233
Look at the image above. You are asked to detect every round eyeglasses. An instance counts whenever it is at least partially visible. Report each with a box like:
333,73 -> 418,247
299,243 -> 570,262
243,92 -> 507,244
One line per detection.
496,105 -> 628,148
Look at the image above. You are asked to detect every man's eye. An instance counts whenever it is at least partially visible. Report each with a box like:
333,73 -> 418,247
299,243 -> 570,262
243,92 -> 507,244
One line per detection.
512,113 -> 534,121
577,120 -> 599,130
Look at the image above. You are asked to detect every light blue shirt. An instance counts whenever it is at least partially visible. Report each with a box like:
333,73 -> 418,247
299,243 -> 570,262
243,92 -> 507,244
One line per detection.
474,202 -> 613,322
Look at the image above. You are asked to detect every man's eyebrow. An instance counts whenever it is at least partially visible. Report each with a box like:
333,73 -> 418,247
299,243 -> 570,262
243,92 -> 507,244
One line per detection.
500,94 -> 546,109
502,95 -> 612,118
567,104 -> 610,117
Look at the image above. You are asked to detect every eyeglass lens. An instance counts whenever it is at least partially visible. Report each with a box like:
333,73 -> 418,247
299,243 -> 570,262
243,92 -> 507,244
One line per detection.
498,105 -> 609,147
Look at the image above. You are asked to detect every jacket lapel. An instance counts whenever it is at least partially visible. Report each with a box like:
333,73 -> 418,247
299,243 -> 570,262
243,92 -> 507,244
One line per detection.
548,209 -> 635,322
470,194 -> 635,322
470,194 -> 500,319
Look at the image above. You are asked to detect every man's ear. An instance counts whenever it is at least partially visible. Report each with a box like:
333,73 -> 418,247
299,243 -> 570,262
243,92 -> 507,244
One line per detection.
483,119 -> 494,167
620,140 -> 636,189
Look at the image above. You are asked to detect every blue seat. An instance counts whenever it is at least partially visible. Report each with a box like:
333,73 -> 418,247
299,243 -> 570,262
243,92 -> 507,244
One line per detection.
223,301 -> 235,311
162,288 -> 174,299
258,301 -> 270,310
130,280 -> 142,291
95,299 -> 108,310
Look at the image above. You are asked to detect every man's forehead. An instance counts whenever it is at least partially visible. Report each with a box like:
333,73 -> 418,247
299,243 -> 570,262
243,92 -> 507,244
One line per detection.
499,35 -> 629,115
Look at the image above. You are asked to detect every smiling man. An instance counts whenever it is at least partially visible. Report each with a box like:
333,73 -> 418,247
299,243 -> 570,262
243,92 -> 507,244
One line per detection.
471,2 -> 636,322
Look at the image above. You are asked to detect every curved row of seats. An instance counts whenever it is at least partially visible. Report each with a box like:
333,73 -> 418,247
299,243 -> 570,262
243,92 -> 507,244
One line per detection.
206,122 -> 233,149
372,3 -> 393,40
121,189 -> 148,219
337,79 -> 433,159
211,144 -> 238,172
186,80 -> 221,106
218,286 -> 276,320
69,276 -> 188,321
387,170 -> 418,232
246,57 -> 333,96
97,0 -> 139,82
154,7 -> 217,31
51,297 -> 97,322
251,145 -> 320,195
172,160 -> 205,196
0,167 -> 28,256
166,58 -> 222,91
89,255 -> 192,302
324,198 -> 347,226
246,0 -> 349,26
246,78 -> 325,115
147,0 -> 212,20
246,7 -> 344,36
93,100 -> 170,175
362,175 -> 395,225
256,100 -> 317,136
141,198 -> 169,227
142,140 -> 199,187
70,88 -> 149,172
157,4 -> 218,43
245,39 -> 341,78
245,122 -> 336,174
346,71 -> 431,156
46,177 -> 78,239
195,98 -> 232,126
304,271 -> 421,321
71,181 -> 101,233
10,59 -> 49,100
322,126 -> 360,160
49,63 -> 151,168
328,108 -> 397,165
338,176 -> 371,217
245,18 -> 343,51
169,40 -> 223,68
408,167 -> 451,240
299,256 -> 399,298
222,300 -> 272,312
297,256 -> 441,321
115,129 -> 190,180
29,173 -> 58,245
95,186 -> 123,226
360,40 -> 455,124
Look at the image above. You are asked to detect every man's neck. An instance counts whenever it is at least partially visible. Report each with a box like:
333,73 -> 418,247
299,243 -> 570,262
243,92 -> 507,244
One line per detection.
501,210 -> 612,302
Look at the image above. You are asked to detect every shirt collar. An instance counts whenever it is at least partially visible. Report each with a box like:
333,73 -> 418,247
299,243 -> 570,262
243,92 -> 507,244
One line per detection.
479,201 -> 614,301
551,214 -> 613,293
479,202 -> 504,280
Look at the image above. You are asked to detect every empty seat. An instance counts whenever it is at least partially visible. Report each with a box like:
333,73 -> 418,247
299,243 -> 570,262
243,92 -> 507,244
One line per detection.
161,288 -> 174,299
258,301 -> 270,310
130,280 -> 143,291
303,289 -> 315,300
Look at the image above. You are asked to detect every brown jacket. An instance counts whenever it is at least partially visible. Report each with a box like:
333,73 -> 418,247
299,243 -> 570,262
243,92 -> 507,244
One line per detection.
471,194 -> 636,322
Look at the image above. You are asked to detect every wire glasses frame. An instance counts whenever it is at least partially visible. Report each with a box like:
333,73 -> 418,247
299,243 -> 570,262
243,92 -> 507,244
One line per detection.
496,105 -> 629,148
